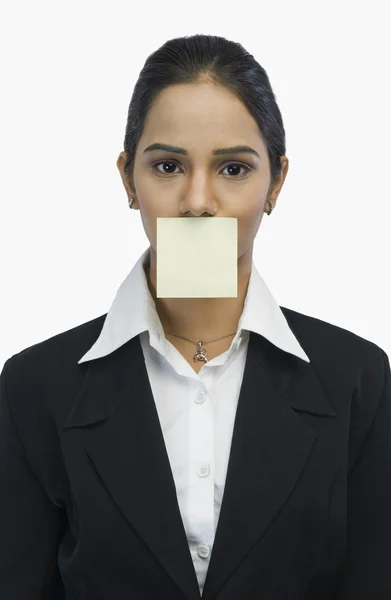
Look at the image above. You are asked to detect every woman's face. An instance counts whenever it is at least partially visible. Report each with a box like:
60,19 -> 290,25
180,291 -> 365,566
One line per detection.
117,81 -> 288,261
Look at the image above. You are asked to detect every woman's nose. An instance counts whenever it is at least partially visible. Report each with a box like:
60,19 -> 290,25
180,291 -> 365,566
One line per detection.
180,193 -> 217,217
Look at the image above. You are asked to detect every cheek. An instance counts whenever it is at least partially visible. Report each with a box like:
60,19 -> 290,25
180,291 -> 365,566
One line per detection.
237,206 -> 265,248
136,202 -> 159,248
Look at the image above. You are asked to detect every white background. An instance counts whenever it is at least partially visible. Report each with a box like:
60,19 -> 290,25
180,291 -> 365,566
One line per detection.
1,0 -> 390,368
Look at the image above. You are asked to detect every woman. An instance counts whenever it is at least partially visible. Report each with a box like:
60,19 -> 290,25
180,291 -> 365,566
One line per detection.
1,34 -> 390,600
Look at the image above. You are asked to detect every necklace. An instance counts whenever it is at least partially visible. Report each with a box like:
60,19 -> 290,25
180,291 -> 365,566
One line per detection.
146,264 -> 237,363
163,329 -> 237,363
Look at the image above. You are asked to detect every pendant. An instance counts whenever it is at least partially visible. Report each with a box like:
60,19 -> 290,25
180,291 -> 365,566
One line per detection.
193,340 -> 208,363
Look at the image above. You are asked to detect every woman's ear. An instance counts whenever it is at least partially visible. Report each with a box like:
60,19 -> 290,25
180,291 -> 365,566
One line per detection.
116,152 -> 137,202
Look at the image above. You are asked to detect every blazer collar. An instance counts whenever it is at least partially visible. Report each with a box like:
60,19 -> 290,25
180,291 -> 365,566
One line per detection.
78,247 -> 310,365
63,326 -> 336,600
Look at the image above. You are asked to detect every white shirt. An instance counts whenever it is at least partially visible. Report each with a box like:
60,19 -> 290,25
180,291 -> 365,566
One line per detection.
78,246 -> 310,596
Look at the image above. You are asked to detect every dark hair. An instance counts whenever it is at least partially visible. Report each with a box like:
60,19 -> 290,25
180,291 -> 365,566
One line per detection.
123,34 -> 286,185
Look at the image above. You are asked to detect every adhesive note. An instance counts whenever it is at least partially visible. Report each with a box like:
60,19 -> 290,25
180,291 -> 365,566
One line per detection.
156,217 -> 238,298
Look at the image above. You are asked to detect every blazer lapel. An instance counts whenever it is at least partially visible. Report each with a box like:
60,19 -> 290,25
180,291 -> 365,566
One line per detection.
201,331 -> 337,600
62,328 -> 337,600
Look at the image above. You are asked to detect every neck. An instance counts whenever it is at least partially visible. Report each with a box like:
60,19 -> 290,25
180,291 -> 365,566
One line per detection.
145,245 -> 253,340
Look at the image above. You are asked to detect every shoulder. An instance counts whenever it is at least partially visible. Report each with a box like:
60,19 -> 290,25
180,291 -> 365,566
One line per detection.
1,313 -> 107,386
280,305 -> 389,406
1,314 -> 108,448
281,305 -> 385,361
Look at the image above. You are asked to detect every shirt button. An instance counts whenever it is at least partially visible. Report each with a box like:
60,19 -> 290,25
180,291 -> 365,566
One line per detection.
195,391 -> 205,403
197,544 -> 210,559
197,464 -> 210,477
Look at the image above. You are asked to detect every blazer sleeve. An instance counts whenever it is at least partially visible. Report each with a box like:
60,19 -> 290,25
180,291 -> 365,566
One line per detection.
335,348 -> 391,599
0,357 -> 66,599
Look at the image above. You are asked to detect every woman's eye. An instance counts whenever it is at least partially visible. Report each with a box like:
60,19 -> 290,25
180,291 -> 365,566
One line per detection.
151,161 -> 251,178
152,161 -> 181,175
221,162 -> 251,177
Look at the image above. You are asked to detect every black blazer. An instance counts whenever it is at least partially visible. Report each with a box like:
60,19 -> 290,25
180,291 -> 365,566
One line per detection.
1,307 -> 390,600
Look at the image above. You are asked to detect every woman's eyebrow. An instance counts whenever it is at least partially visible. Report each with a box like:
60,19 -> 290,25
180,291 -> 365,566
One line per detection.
143,143 -> 260,159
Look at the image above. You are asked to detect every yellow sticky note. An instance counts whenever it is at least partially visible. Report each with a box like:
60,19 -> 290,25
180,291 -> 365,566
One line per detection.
156,217 -> 238,298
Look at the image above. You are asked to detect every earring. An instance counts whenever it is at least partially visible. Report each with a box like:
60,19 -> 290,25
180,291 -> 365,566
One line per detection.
128,197 -> 135,209
266,200 -> 273,215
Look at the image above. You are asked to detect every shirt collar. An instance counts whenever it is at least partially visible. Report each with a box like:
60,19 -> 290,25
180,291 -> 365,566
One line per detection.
78,247 -> 310,364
